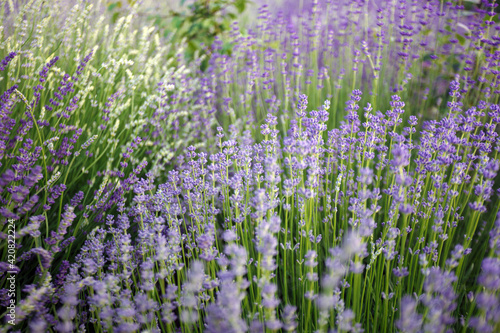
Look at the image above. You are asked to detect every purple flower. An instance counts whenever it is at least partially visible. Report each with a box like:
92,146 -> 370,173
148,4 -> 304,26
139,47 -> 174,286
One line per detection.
396,296 -> 423,333
391,145 -> 410,169
297,94 -> 308,118
0,52 -> 16,71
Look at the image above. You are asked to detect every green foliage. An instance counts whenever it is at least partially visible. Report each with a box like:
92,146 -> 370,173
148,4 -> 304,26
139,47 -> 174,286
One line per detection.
152,0 -> 251,68
107,0 -> 137,23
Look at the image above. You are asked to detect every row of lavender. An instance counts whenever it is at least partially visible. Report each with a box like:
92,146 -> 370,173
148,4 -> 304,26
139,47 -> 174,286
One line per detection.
1,0 -> 500,332
0,0 -> 215,331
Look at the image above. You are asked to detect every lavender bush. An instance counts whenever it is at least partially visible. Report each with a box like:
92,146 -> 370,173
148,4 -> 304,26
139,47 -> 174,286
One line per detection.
1,0 -> 500,332
0,0 -> 214,330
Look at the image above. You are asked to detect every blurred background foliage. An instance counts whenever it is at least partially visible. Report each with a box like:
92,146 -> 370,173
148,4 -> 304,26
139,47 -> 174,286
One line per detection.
106,0 -> 252,70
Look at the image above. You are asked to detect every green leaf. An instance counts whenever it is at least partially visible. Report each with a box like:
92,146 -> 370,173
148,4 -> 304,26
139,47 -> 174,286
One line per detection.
187,22 -> 202,37
108,2 -> 120,11
234,0 -> 246,13
172,16 -> 184,29
200,58 -> 209,72
455,33 -> 465,46
221,41 -> 233,54
112,12 -> 120,24
202,18 -> 213,29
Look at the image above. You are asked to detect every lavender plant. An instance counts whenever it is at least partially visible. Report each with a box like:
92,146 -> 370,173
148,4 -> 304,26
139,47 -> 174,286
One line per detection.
1,0 -> 500,332
0,0 -> 214,330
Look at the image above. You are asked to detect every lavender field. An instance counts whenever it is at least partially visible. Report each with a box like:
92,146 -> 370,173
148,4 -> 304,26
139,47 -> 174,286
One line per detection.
1,0 -> 500,332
